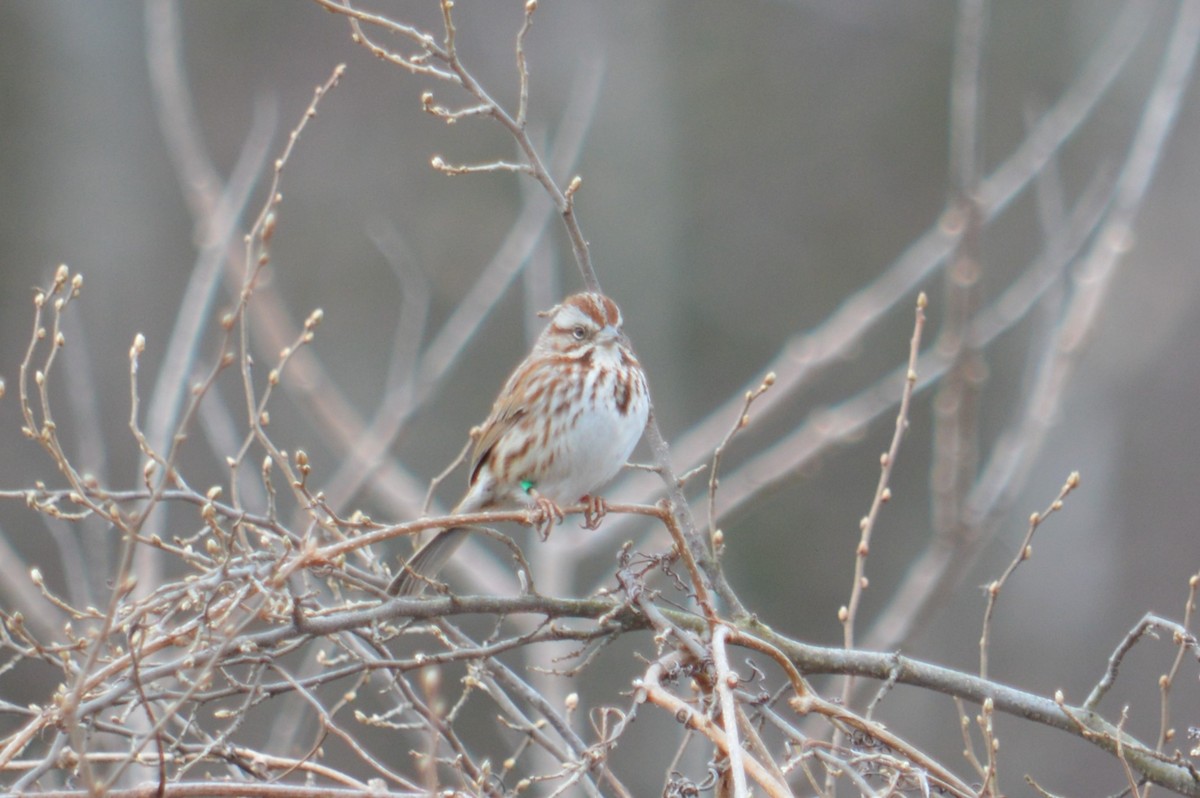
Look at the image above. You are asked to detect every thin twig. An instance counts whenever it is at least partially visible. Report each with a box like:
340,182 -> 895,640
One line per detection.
1156,571 -> 1200,754
979,472 -> 1080,678
706,373 -> 775,550
838,294 -> 927,683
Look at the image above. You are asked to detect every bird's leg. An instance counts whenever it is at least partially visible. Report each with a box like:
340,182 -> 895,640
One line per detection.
523,483 -> 564,540
579,494 -> 609,530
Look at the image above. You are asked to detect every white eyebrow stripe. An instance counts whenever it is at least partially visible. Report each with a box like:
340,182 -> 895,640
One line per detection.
554,306 -> 595,328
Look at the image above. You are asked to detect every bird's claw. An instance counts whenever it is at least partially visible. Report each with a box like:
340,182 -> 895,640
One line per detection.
580,494 -> 609,530
529,494 -> 564,540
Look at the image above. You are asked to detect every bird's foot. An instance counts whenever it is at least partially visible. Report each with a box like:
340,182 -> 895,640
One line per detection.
580,494 -> 609,530
529,493 -> 565,540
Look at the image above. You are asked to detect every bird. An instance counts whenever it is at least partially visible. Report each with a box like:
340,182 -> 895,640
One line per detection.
387,292 -> 650,596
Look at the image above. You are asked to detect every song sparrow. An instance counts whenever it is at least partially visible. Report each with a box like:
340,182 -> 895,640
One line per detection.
387,292 -> 650,596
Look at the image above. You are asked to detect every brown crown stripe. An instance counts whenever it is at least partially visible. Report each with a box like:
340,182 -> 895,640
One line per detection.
563,293 -> 622,328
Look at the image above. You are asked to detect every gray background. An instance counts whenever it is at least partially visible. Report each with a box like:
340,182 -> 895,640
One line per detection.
1,1 -> 1198,794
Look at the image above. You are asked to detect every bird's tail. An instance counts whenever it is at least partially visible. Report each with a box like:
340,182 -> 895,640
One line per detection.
387,526 -> 470,596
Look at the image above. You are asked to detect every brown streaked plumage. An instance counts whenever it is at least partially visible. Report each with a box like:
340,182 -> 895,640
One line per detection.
388,292 -> 650,596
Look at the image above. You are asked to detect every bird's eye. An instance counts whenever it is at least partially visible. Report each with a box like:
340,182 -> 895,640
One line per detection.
572,326 -> 587,340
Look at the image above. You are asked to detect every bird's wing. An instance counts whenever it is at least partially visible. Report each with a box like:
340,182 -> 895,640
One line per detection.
468,361 -> 535,485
